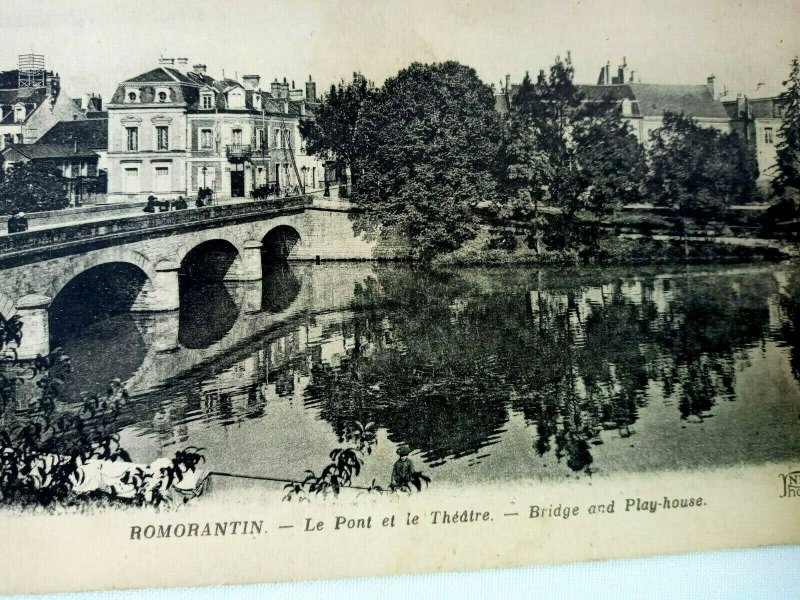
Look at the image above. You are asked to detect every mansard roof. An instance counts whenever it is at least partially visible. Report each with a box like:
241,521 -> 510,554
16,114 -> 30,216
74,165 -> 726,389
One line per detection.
0,87 -> 49,124
499,80 -> 729,120
112,66 -> 313,117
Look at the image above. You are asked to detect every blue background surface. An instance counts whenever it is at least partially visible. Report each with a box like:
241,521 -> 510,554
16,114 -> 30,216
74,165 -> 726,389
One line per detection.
7,544 -> 800,599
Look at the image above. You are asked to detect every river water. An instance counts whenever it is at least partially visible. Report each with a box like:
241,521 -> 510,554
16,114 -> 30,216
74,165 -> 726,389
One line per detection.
52,262 -> 800,490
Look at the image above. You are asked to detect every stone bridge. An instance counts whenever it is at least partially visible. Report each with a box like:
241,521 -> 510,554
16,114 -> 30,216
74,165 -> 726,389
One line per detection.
0,197 -> 403,359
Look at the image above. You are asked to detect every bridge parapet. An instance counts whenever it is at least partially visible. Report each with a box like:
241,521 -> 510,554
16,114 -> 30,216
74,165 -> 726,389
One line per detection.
0,197 -> 311,263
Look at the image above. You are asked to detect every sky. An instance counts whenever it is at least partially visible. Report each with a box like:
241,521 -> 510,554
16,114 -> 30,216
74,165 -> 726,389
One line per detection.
1,0 -> 798,102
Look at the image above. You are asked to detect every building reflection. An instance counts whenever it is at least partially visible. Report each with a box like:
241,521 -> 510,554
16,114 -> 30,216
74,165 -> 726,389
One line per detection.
35,263 -> 800,478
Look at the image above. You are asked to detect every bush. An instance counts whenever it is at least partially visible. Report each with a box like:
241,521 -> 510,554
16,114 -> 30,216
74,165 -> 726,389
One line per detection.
0,162 -> 70,214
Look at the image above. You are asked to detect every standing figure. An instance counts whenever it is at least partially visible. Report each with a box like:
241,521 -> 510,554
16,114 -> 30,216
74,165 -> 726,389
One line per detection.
391,445 -> 414,489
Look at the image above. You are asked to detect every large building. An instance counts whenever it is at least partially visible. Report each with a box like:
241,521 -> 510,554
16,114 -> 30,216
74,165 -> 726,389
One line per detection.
0,54 -> 86,150
496,59 -> 732,145
106,58 -> 328,203
725,94 -> 784,185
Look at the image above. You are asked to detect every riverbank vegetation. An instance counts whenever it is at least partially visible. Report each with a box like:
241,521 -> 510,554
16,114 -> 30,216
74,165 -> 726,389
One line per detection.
301,55 -> 800,265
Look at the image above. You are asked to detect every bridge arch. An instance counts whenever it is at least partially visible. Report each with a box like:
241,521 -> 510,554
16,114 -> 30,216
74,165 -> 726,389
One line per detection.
179,239 -> 243,281
48,248 -> 157,305
262,225 -> 301,263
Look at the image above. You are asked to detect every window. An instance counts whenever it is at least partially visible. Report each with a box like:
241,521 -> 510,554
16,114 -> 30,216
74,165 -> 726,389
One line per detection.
126,127 -> 138,151
231,128 -> 243,145
273,128 -> 280,148
257,129 -> 265,150
201,94 -> 213,110
764,127 -> 774,144
14,105 -> 25,123
128,91 -> 137,102
158,91 -> 167,102
200,128 -> 213,150
156,125 -> 169,150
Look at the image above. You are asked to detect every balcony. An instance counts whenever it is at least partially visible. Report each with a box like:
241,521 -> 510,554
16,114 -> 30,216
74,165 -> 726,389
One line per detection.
225,144 -> 253,163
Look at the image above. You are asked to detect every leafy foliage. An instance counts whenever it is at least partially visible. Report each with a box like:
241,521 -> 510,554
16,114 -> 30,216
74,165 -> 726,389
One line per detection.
282,420 -> 429,500
0,317 -> 205,509
647,111 -> 758,224
772,57 -> 800,199
503,55 -> 645,253
0,161 -> 70,214
299,72 -> 374,185
353,61 -> 504,261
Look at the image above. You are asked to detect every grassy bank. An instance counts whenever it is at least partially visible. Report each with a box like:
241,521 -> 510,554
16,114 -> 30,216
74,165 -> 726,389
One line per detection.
432,230 -> 788,267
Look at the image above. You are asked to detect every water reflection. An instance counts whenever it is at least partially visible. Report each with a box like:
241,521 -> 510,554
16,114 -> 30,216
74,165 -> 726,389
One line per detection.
261,262 -> 302,313
39,264 -> 800,483
178,280 -> 241,349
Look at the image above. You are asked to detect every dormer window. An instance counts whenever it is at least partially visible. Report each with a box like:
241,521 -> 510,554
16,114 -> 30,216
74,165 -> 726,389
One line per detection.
14,104 -> 26,123
155,87 -> 171,103
125,88 -> 141,103
128,92 -> 136,101
201,92 -> 214,110
227,89 -> 245,109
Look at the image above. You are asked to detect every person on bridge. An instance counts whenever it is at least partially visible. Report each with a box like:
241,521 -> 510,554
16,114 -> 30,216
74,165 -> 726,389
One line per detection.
174,196 -> 188,210
8,212 -> 28,233
143,196 -> 157,213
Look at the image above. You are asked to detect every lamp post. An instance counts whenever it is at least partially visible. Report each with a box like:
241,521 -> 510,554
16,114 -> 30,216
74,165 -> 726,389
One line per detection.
201,166 -> 207,189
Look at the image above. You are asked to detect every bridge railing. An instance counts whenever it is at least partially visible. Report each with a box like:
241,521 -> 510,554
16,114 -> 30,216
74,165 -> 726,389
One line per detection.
0,196 -> 311,260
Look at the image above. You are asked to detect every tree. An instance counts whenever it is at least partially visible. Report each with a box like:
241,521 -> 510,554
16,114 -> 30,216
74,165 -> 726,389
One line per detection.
772,57 -> 800,199
0,161 -> 69,214
647,111 -> 757,225
504,55 -> 645,252
298,72 -> 374,188
352,61 -> 503,260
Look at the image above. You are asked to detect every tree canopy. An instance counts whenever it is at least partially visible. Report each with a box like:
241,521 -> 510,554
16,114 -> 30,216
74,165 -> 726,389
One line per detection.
772,57 -> 800,199
298,72 -> 374,184
0,161 -> 69,214
352,61 -> 504,260
647,111 -> 757,223
504,55 -> 645,252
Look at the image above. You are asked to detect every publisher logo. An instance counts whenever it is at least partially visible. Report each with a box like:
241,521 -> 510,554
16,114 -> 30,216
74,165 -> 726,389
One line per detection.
779,470 -> 800,498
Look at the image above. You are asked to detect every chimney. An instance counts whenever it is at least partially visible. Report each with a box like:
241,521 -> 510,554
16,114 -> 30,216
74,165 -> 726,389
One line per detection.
707,75 -> 716,98
159,57 -> 175,67
629,70 -> 636,83
271,78 -> 282,97
281,77 -> 290,98
505,74 -> 510,92
176,57 -> 188,69
605,61 -> 611,85
305,76 -> 317,102
82,93 -> 91,111
289,88 -> 303,101
242,74 -> 261,90
193,64 -> 207,75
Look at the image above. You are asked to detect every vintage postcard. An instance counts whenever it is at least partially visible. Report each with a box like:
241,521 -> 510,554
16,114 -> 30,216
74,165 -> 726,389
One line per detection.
1,0 -> 799,595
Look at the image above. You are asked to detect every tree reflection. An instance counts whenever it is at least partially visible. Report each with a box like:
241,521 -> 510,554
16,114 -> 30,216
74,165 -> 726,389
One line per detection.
306,265 -> 777,475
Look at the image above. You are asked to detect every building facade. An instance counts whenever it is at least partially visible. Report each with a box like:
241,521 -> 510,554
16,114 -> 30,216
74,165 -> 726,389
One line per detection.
106,58 -> 327,203
0,59 -> 86,150
725,95 -> 783,185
